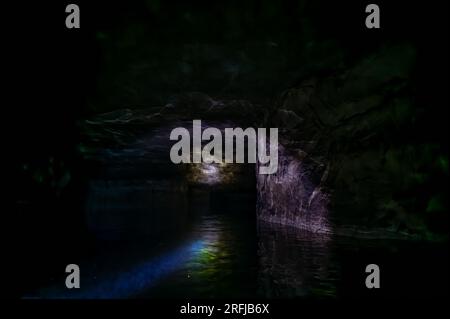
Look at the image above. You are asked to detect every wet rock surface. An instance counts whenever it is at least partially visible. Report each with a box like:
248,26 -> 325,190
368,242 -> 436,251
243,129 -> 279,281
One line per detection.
257,45 -> 448,240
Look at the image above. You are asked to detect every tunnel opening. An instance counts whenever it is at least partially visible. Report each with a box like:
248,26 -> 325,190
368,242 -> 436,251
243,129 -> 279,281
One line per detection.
27,112 -> 260,298
82,117 -> 258,241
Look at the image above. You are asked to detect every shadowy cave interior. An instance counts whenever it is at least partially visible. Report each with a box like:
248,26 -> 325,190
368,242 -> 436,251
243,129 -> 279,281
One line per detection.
12,0 -> 448,299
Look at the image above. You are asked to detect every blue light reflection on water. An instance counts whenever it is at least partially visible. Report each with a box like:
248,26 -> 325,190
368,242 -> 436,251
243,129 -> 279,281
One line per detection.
28,240 -> 206,299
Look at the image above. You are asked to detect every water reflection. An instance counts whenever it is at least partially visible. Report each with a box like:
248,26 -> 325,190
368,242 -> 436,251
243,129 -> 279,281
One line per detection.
257,221 -> 337,298
26,203 -> 446,299
28,210 -> 339,299
31,240 -> 206,299
142,213 -> 258,298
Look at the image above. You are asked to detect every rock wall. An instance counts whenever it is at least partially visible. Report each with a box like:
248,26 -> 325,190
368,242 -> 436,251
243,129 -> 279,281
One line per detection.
257,144 -> 331,234
257,45 -> 448,239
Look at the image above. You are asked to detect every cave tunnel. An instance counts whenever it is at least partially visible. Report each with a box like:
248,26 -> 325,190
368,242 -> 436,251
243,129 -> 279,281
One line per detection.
32,113 -> 263,299
13,0 -> 449,300
23,96 -> 448,299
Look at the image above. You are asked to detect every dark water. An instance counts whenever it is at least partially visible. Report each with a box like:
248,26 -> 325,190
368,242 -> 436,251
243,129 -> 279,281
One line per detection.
34,121 -> 441,298
141,212 -> 259,298
30,192 -> 448,299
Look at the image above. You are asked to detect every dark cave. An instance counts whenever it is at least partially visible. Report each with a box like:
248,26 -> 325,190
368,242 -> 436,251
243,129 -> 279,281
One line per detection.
10,0 -> 449,299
